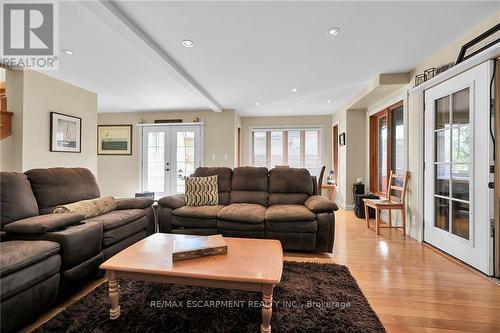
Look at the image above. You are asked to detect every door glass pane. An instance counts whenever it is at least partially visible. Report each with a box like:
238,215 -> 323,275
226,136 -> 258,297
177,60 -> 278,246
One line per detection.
253,132 -> 267,167
435,164 -> 450,196
377,116 -> 388,193
391,106 -> 405,174
435,95 -> 450,130
146,132 -> 165,193
452,200 -> 469,240
452,164 -> 469,201
435,130 -> 450,163
435,197 -> 449,231
304,130 -> 320,176
452,88 -> 469,126
176,131 -> 195,193
287,130 -> 301,168
270,131 -> 283,167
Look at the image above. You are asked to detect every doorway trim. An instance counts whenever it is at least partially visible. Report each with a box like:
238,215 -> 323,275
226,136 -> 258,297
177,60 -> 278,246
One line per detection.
137,122 -> 205,195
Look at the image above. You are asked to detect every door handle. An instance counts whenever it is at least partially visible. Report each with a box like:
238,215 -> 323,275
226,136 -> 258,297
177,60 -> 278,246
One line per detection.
165,168 -> 170,171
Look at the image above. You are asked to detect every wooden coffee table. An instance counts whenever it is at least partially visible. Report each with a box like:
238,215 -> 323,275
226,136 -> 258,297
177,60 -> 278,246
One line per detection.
100,233 -> 283,333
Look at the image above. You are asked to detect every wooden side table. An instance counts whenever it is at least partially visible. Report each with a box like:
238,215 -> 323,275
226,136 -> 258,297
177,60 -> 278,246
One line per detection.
322,184 -> 336,202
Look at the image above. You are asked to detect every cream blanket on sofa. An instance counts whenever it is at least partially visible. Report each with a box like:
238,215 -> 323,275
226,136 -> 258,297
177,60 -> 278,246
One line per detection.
53,196 -> 116,218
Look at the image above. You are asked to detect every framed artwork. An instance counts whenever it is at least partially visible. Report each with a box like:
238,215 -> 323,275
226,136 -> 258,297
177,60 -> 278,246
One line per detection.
339,132 -> 346,146
50,112 -> 81,153
97,125 -> 133,155
456,23 -> 499,64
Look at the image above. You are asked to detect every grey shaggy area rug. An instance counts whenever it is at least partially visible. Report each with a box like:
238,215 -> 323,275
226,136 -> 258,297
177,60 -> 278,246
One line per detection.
35,262 -> 386,333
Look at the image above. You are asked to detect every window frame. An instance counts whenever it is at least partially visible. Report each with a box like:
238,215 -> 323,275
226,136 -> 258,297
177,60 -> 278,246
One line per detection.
249,126 -> 323,174
369,101 -> 404,195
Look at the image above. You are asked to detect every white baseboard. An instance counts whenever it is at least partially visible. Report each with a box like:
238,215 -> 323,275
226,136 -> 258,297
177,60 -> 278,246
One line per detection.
338,201 -> 354,210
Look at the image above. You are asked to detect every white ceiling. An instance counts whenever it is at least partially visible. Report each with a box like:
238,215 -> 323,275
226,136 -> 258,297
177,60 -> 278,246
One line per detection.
43,1 -> 499,116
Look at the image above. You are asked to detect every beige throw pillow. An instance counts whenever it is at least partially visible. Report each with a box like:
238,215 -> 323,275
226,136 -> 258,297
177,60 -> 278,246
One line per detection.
185,176 -> 219,206
53,196 -> 116,218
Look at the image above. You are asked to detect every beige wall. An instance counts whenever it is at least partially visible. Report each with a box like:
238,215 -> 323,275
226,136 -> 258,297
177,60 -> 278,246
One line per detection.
0,70 -> 24,171
0,70 -> 97,174
97,110 -> 237,197
332,108 -> 367,208
240,115 -> 333,176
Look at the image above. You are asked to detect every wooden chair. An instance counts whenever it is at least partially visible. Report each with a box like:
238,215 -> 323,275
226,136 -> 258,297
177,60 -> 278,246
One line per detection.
363,171 -> 409,235
317,165 -> 326,195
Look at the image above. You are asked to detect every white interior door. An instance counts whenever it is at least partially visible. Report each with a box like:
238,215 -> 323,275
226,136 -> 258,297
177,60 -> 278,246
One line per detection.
142,124 -> 203,198
424,61 -> 494,275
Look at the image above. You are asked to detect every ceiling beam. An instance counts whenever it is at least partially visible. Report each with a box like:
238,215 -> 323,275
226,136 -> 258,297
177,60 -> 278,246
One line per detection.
82,1 -> 223,112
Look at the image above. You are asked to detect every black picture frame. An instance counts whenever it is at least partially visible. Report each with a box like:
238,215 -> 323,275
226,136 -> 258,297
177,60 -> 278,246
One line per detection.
97,124 -> 133,155
456,23 -> 500,64
339,132 -> 346,146
50,112 -> 82,153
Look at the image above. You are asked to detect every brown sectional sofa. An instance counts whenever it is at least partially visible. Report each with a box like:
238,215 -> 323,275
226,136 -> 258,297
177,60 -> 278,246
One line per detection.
158,166 -> 338,252
0,168 -> 155,333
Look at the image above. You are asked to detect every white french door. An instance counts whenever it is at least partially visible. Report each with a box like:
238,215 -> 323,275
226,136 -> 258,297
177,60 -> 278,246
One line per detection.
424,61 -> 494,275
141,124 -> 203,198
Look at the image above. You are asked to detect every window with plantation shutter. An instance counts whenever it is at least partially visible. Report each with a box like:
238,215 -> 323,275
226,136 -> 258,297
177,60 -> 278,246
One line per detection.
251,128 -> 322,175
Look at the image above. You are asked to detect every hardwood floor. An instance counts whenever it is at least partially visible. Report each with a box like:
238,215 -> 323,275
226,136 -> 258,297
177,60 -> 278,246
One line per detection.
286,210 -> 500,333
24,209 -> 500,332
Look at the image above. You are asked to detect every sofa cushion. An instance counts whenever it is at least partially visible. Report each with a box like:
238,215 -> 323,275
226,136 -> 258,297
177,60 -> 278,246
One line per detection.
217,203 -> 266,224
230,167 -> 269,206
4,213 -> 85,234
266,220 -> 317,233
53,196 -> 116,218
193,167 -> 232,205
84,209 -> 145,231
115,197 -> 154,210
229,191 -> 268,207
25,168 -> 101,214
268,193 -> 309,206
0,240 -> 60,277
268,168 -> 313,205
0,172 -> 39,228
185,176 -> 219,206
265,204 -> 316,222
1,254 -> 60,300
173,205 -> 224,219
102,217 -> 147,247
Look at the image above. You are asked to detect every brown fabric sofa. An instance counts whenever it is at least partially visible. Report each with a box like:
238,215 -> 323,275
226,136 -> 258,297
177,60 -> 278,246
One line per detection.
158,167 -> 338,252
0,168 -> 154,333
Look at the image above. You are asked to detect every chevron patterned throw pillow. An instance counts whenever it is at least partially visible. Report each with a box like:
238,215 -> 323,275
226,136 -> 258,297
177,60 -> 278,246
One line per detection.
185,175 -> 219,206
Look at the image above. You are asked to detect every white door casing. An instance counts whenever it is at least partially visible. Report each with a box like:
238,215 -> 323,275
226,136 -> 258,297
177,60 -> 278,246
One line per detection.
424,61 -> 494,275
141,124 -> 203,198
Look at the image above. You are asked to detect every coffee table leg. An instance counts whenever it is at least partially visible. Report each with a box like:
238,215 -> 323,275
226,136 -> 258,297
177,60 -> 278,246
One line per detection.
108,273 -> 121,320
261,285 -> 274,333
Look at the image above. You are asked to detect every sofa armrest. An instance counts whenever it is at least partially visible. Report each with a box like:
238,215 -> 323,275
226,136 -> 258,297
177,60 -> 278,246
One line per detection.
158,194 -> 186,210
4,213 -> 85,234
305,195 -> 338,213
115,197 -> 154,210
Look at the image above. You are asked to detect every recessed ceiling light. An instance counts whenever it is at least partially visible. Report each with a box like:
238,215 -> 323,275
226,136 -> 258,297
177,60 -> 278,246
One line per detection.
291,88 -> 297,92
328,27 -> 340,36
182,40 -> 194,48
327,99 -> 331,104
287,109 -> 292,112
62,49 -> 73,55
255,102 -> 260,106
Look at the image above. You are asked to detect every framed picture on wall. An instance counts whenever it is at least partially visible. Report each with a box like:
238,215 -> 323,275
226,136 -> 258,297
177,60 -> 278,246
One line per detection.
97,125 -> 133,155
50,112 -> 82,153
339,132 -> 346,146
